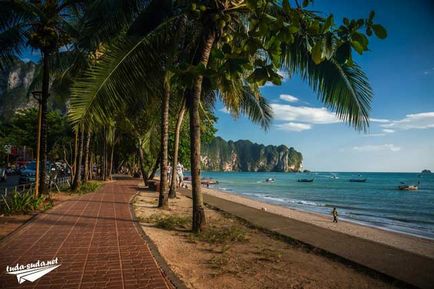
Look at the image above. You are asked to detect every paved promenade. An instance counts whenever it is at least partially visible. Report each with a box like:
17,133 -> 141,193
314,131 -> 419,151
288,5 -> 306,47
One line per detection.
181,189 -> 434,289
0,179 -> 173,289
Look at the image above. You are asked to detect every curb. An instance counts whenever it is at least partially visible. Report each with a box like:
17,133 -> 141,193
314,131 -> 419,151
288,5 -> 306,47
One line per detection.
129,190 -> 189,289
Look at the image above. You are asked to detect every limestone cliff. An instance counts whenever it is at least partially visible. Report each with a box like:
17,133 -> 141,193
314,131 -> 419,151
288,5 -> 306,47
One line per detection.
201,137 -> 303,172
0,58 -> 37,118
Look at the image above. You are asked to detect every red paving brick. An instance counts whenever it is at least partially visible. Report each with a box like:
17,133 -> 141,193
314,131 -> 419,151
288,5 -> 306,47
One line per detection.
0,179 -> 172,289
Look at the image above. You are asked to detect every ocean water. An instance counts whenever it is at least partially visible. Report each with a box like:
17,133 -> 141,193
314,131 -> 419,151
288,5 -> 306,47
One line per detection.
198,171 -> 434,239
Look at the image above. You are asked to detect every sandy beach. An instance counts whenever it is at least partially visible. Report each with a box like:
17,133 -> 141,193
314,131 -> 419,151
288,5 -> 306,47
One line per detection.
200,185 -> 434,259
134,190 -> 399,289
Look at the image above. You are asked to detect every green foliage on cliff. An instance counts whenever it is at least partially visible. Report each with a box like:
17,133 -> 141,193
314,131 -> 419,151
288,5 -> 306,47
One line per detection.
0,58 -> 36,119
201,137 -> 303,172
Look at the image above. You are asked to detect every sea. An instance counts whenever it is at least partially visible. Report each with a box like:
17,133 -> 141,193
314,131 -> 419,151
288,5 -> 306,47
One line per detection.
198,171 -> 434,239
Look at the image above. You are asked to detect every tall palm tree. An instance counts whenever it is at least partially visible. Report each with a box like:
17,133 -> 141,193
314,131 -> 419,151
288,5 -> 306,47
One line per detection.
0,0 -> 85,194
69,0 -> 384,233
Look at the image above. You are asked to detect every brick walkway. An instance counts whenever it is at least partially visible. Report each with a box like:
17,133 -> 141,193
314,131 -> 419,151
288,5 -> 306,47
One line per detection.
0,179 -> 173,289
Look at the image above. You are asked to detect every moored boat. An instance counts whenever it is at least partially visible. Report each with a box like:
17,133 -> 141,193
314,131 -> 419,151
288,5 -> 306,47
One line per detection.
398,185 -> 418,191
349,178 -> 367,183
297,178 -> 314,183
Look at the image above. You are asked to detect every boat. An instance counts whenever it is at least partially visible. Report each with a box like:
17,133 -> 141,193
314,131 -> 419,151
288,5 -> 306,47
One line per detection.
398,181 -> 419,191
265,178 -> 275,183
297,178 -> 314,183
349,178 -> 367,183
398,185 -> 418,191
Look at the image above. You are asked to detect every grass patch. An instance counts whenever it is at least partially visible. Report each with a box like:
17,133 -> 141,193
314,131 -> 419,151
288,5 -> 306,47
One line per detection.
141,213 -> 190,230
208,254 -> 230,269
192,225 -> 248,244
73,181 -> 102,195
0,191 -> 53,215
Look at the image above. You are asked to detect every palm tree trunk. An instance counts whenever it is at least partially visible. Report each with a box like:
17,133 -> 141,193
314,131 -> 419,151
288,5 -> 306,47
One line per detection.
158,76 -> 171,209
149,155 -> 160,180
109,142 -> 114,180
72,130 -> 78,182
169,99 -> 186,198
89,151 -> 94,180
72,126 -> 84,191
39,52 -> 50,194
83,129 -> 91,183
102,127 -> 107,181
190,30 -> 216,233
137,141 -> 148,184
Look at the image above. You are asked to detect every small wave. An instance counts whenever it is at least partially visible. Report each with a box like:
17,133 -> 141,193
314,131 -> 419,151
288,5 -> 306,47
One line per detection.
288,199 -> 324,207
262,195 -> 288,203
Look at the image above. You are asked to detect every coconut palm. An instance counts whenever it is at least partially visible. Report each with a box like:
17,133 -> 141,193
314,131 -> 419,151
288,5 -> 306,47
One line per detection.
68,0 -> 384,233
0,0 -> 86,194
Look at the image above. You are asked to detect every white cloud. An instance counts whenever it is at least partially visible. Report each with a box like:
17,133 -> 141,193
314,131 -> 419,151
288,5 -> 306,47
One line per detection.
382,129 -> 395,133
381,112 -> 434,130
21,58 -> 32,63
364,133 -> 386,137
279,94 -> 299,103
275,122 -> 312,132
271,103 -> 340,124
219,107 -> 230,114
370,118 -> 390,123
353,144 -> 401,152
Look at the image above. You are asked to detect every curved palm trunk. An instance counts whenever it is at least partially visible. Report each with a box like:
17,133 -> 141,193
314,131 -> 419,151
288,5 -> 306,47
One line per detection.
72,126 -> 84,191
102,127 -> 107,181
137,142 -> 148,184
109,141 -> 115,180
158,77 -> 171,209
169,99 -> 186,198
83,129 -> 91,183
190,31 -> 216,233
39,52 -> 50,194
149,155 -> 160,180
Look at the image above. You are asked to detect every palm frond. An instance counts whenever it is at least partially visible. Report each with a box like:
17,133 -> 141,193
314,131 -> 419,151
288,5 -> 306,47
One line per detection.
282,36 -> 372,131
238,86 -> 273,130
68,15 -> 184,127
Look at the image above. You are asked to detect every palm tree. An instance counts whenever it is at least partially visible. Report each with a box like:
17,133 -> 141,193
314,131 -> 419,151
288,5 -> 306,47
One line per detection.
68,0 -> 384,233
0,0 -> 85,194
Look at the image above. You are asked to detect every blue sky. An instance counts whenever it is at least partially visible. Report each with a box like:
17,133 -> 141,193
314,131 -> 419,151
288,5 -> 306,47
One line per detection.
18,1 -> 433,172
215,0 -> 434,172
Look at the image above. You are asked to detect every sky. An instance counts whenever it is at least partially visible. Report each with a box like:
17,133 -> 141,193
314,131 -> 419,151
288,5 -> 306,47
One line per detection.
18,1 -> 434,172
215,0 -> 434,172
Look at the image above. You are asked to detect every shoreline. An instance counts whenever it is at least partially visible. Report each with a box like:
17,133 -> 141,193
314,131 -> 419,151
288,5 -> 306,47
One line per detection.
196,184 -> 434,259
224,188 -> 434,241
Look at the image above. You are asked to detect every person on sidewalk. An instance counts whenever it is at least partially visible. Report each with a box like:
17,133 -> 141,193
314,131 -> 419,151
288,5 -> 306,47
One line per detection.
332,207 -> 339,223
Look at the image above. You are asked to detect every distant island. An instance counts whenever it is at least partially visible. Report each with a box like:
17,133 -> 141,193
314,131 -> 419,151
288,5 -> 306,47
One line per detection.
201,137 -> 303,172
422,169 -> 432,174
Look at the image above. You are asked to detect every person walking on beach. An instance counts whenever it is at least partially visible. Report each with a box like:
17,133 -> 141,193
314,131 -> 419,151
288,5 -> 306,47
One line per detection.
332,208 -> 339,223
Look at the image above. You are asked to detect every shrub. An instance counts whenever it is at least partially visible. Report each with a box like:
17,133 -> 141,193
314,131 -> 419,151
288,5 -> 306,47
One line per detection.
74,181 -> 102,195
0,191 -> 52,215
193,225 -> 248,244
141,213 -> 190,230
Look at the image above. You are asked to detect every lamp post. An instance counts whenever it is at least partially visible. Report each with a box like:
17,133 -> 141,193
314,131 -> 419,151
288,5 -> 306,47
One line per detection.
32,91 -> 42,198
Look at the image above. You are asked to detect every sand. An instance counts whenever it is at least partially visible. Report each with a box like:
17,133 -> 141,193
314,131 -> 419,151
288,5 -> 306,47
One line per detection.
134,192 -> 399,289
200,185 -> 434,259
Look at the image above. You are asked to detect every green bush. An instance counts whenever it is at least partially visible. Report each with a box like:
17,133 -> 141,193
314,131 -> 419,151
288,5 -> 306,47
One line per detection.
141,213 -> 190,230
0,191 -> 52,215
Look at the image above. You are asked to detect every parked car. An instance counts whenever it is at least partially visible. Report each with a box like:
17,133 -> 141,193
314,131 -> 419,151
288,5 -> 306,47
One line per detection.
19,161 -> 58,184
19,161 -> 37,184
